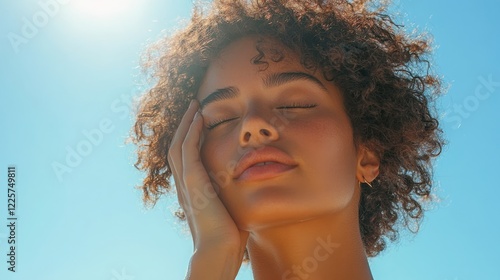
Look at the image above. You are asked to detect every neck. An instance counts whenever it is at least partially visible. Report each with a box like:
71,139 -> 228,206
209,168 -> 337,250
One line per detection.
246,189 -> 373,280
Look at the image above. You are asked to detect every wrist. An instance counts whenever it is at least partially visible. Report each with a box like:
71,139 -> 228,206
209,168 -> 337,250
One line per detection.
186,246 -> 243,280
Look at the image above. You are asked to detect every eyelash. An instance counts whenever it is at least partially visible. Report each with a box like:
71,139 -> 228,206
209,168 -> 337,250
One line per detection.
206,117 -> 239,130
276,103 -> 317,110
206,103 -> 317,130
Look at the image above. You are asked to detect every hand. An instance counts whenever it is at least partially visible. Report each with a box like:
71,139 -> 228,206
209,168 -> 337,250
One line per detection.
168,99 -> 249,258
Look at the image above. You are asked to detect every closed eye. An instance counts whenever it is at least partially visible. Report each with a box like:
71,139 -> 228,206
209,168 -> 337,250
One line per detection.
206,117 -> 239,130
206,104 -> 317,130
276,103 -> 317,109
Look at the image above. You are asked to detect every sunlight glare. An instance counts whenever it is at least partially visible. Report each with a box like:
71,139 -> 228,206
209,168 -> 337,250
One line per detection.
72,0 -> 136,19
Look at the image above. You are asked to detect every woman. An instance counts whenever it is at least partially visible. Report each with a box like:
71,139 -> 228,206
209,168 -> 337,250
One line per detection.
131,1 -> 444,279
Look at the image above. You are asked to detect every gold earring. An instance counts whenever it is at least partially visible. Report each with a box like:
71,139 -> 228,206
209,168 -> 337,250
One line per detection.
362,176 -> 373,188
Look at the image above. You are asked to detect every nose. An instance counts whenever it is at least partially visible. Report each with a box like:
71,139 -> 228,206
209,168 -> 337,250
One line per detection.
239,109 -> 279,147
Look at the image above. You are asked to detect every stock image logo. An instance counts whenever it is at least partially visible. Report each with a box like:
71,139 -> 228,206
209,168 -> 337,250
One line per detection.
7,0 -> 72,53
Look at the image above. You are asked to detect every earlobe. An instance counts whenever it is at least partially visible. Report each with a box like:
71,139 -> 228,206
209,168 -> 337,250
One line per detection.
356,145 -> 380,183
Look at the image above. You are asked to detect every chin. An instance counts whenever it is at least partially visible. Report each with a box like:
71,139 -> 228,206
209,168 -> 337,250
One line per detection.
226,189 -> 353,231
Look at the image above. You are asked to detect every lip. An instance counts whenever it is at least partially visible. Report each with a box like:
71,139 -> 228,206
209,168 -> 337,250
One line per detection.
233,146 -> 298,181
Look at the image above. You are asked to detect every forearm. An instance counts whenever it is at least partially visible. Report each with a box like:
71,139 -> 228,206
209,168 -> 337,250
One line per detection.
185,246 -> 243,280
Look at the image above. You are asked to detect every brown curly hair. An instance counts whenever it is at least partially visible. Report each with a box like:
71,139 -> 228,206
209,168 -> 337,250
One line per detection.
130,0 -> 444,259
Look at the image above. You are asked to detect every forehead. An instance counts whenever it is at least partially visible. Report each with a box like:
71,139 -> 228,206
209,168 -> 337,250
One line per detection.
197,36 -> 306,100
215,36 -> 300,68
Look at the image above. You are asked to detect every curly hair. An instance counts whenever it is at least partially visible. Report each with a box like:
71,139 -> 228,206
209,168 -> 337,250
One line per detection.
130,0 -> 444,259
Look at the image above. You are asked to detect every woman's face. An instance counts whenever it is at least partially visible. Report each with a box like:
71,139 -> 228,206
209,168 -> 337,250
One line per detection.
197,36 -> 360,230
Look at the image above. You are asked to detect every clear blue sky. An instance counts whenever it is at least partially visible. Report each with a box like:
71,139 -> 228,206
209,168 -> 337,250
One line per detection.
0,1 -> 499,279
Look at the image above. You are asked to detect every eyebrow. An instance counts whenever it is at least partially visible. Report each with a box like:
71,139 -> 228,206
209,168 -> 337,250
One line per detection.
200,71 -> 327,109
263,71 -> 327,92
200,87 -> 239,109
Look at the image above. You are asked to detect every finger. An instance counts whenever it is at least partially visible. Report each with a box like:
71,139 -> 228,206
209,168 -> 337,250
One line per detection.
168,148 -> 188,211
168,100 -> 199,172
182,111 -> 211,188
182,111 -> 204,165
170,99 -> 199,151
168,100 -> 199,205
170,158 -> 197,238
238,230 -> 250,259
170,149 -> 191,213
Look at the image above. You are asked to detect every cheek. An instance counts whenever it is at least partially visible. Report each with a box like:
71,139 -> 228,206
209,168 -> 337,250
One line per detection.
294,116 -> 358,206
200,133 -> 239,190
